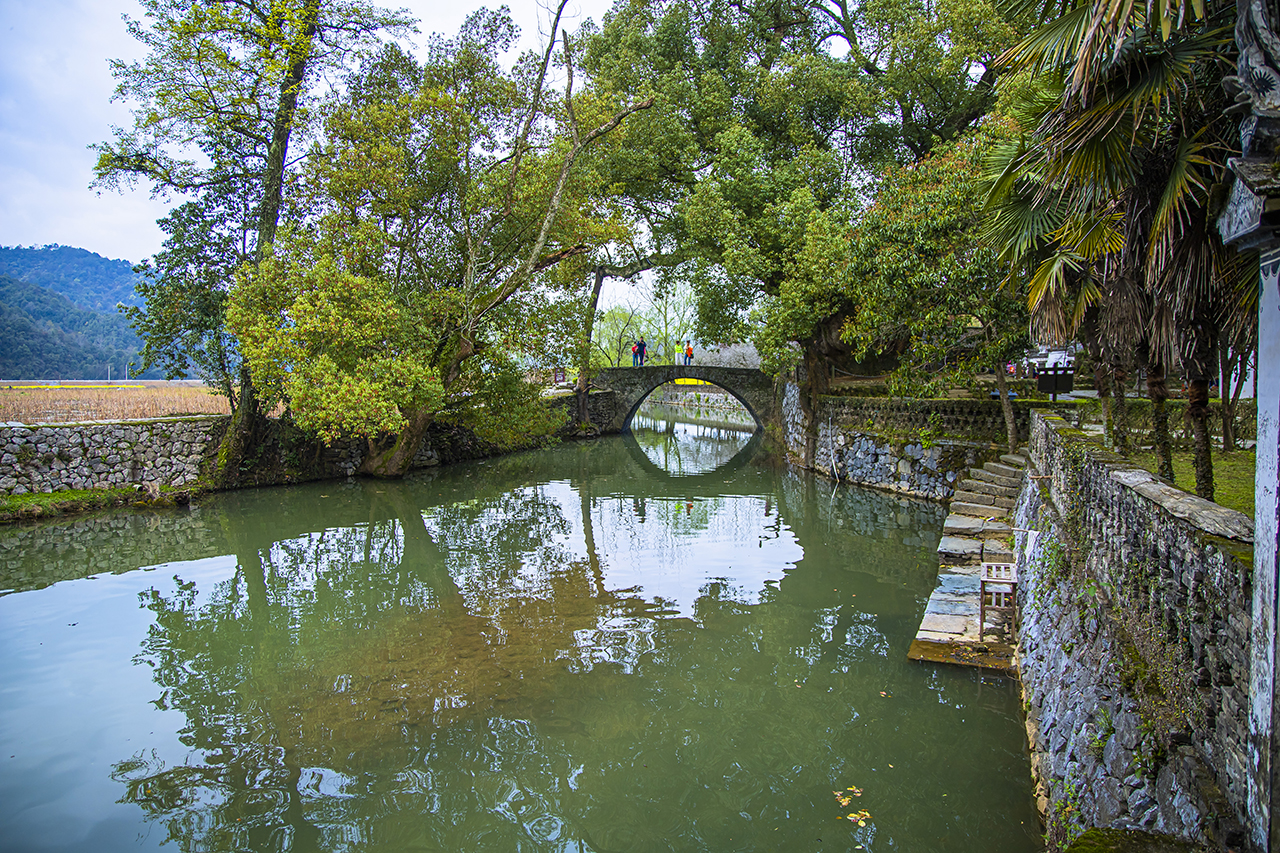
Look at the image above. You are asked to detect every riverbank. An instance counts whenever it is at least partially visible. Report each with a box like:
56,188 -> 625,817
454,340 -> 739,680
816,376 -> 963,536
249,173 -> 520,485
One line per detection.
0,481 -> 200,523
0,390 -> 621,522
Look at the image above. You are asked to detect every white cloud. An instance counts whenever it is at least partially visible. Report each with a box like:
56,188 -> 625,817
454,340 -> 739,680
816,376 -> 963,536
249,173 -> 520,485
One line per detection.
0,0 -> 615,265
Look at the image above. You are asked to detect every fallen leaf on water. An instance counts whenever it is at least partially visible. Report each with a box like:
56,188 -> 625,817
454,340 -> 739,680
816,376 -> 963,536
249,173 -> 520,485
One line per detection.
843,809 -> 872,827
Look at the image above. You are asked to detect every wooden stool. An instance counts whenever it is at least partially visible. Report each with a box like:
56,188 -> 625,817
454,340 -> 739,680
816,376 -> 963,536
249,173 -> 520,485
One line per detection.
979,561 -> 1018,637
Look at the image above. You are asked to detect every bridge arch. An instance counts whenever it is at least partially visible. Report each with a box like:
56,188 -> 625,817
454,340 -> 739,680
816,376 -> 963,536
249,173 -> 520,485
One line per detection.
592,366 -> 778,434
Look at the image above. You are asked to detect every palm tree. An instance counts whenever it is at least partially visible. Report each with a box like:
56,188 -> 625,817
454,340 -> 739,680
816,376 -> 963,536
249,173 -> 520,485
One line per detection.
982,0 -> 1258,500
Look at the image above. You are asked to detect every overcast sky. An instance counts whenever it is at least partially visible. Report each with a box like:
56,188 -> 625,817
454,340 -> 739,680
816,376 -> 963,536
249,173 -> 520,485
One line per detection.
0,0 -> 616,266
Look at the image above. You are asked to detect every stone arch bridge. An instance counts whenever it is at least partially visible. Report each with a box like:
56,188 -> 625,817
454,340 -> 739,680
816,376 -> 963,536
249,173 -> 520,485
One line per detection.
592,366 -> 778,433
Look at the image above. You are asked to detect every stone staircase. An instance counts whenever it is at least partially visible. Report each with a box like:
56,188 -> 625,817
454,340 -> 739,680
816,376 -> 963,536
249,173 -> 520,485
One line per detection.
937,452 -> 1028,565
907,449 -> 1029,672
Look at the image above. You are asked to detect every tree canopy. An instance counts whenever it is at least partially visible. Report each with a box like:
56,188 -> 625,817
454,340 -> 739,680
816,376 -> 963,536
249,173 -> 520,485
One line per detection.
227,4 -> 653,476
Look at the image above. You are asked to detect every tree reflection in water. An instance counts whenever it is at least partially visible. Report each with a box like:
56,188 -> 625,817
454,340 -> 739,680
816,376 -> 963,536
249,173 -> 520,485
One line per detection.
110,468 -> 648,850
87,433 -> 1035,853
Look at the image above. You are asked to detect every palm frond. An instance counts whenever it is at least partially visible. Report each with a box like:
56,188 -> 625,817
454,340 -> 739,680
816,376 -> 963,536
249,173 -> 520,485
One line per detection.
1054,209 -> 1126,259
998,4 -> 1093,75
1147,133 -> 1214,279
1072,275 -> 1102,331
1028,247 -> 1084,312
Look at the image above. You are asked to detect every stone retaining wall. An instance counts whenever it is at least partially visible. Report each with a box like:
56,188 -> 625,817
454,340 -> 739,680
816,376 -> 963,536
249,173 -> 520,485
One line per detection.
780,383 -> 1002,500
1015,410 -> 1254,850
818,394 -> 1058,444
1,417 -> 223,495
0,392 -> 608,498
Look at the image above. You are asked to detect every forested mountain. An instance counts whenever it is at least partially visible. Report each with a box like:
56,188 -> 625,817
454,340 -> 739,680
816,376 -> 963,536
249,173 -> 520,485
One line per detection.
0,245 -> 142,312
0,273 -> 159,379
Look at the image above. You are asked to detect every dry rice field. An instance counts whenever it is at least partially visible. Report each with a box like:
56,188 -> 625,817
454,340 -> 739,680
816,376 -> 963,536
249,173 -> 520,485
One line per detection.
0,381 -> 231,424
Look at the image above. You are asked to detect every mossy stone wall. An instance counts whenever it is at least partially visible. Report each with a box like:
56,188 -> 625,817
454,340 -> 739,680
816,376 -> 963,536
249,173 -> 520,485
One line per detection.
1017,411 -> 1253,850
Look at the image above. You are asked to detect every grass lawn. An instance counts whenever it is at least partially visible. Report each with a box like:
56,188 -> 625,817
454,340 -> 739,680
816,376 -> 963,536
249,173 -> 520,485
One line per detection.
1128,448 -> 1256,518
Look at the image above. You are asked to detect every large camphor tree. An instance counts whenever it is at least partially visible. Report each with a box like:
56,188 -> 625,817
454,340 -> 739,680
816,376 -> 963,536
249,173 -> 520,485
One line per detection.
93,0 -> 409,486
836,123 -> 1030,451
572,0 -> 1021,460
226,4 -> 653,477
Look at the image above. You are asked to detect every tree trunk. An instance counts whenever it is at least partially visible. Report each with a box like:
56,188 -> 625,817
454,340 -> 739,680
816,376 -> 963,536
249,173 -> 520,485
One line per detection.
799,345 -> 830,468
214,363 -> 262,488
359,407 -> 434,478
215,3 -> 319,488
1095,363 -> 1114,449
1221,395 -> 1236,453
1145,354 -> 1175,482
994,359 -> 1018,451
256,0 -> 319,257
1218,336 -> 1251,453
1112,366 -> 1131,456
1187,377 -> 1215,502
1078,309 -> 1112,446
1184,313 -> 1217,501
576,268 -> 606,430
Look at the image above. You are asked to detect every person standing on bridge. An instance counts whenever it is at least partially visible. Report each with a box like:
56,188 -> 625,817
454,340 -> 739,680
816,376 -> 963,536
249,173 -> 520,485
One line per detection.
684,341 -> 694,365
637,337 -> 647,366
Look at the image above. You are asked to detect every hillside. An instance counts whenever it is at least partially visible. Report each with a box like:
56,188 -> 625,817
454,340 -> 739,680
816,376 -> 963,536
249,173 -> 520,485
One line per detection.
0,274 -> 159,380
0,245 -> 142,312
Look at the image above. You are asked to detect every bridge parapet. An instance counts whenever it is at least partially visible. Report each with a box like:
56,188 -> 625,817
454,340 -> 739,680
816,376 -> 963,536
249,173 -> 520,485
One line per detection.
593,366 -> 776,433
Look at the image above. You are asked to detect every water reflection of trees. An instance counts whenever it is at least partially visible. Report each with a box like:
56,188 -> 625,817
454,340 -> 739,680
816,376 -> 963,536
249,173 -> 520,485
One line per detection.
111,477 -> 643,850
71,435 -> 1033,852
103,482 -> 895,850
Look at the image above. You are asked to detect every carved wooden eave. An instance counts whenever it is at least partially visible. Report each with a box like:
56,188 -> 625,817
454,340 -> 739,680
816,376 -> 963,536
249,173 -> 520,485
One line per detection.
1219,157 -> 1280,251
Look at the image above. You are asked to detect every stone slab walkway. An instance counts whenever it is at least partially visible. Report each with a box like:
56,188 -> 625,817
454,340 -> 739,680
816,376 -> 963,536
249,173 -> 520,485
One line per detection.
906,449 -> 1027,674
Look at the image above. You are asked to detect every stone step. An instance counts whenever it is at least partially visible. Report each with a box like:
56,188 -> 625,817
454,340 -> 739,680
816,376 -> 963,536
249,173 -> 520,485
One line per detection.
954,490 -> 1016,509
942,515 -> 1014,540
969,468 -> 1022,489
983,461 -> 1023,480
958,478 -> 1021,499
942,514 -> 985,537
983,540 -> 1014,562
1000,453 -> 1028,468
937,535 -> 984,564
951,501 -> 1009,519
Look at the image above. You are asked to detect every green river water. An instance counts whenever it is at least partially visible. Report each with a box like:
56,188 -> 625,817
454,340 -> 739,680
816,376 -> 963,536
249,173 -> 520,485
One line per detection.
0,404 -> 1040,852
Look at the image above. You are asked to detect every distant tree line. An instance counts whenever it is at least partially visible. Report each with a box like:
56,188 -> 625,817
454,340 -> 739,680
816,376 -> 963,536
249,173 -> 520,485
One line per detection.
0,273 -> 161,380
0,245 -> 142,312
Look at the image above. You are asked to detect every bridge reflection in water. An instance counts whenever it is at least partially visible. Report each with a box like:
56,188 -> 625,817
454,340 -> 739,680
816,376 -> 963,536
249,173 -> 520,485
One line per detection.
630,392 -> 758,478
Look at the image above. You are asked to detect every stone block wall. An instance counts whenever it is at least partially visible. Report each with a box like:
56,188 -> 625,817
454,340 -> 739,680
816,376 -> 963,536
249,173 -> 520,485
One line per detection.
1,417 -> 224,495
0,392 -> 602,497
818,394 -> 1057,444
780,383 -> 1002,500
1016,411 -> 1254,850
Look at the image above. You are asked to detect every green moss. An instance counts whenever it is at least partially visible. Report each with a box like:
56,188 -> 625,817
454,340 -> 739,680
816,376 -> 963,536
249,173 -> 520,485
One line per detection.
1064,828 -> 1205,853
1205,534 -> 1254,576
0,483 -> 199,523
